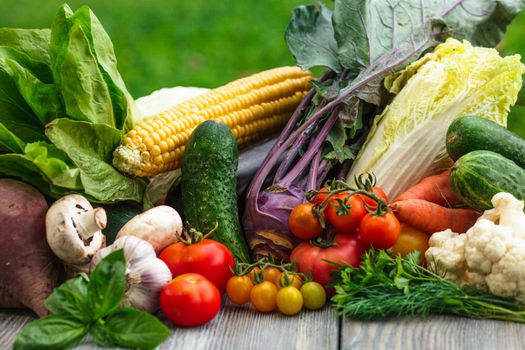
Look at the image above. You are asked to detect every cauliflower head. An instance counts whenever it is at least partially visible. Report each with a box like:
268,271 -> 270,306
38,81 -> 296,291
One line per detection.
425,192 -> 525,302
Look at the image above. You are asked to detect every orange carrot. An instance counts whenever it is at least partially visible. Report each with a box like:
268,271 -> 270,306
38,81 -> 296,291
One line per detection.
390,199 -> 480,234
393,169 -> 460,207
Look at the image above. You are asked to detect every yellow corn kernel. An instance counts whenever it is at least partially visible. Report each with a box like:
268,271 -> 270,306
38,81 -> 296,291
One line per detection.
113,66 -> 312,177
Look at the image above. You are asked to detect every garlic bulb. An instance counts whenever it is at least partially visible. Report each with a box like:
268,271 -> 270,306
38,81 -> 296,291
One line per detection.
90,236 -> 172,313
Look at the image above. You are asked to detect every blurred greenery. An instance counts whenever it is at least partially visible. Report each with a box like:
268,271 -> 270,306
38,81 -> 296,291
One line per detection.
1,0 -> 525,136
0,0 -> 304,97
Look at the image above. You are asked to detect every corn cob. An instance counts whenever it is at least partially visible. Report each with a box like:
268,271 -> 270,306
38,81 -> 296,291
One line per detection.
113,66 -> 312,177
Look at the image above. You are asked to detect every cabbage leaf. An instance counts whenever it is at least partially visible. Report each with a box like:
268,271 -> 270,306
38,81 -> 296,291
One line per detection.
347,38 -> 525,198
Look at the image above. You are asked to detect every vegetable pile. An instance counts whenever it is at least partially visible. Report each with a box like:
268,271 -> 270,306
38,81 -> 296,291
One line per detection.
5,0 -> 525,349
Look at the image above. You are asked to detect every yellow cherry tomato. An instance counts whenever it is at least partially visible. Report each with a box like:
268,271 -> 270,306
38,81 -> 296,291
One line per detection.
276,272 -> 303,290
250,281 -> 277,312
390,223 -> 429,258
300,281 -> 326,310
226,275 -> 253,305
276,286 -> 303,316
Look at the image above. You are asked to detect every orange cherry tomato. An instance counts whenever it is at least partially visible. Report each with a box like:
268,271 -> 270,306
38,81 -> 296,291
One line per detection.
248,267 -> 261,283
289,203 -> 323,240
226,275 -> 253,305
250,281 -> 278,312
263,267 -> 282,284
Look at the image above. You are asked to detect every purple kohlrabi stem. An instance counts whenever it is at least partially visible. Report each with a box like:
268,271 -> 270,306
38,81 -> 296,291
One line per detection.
273,123 -> 314,183
280,105 -> 341,187
306,149 -> 323,191
318,160 -> 332,183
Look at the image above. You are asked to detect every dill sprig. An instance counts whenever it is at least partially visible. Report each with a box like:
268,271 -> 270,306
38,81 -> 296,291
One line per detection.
331,250 -> 525,322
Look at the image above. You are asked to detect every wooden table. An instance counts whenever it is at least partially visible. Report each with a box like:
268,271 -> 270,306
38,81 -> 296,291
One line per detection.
2,301 -> 525,350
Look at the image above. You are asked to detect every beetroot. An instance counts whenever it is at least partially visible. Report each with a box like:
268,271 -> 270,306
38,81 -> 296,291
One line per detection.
0,179 -> 58,316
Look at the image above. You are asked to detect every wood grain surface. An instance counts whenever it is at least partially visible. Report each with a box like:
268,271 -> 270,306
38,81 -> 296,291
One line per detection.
341,316 -> 525,350
2,305 -> 525,350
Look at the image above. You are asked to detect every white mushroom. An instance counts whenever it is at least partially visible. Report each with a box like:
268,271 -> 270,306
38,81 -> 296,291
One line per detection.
116,205 -> 182,254
46,195 -> 107,267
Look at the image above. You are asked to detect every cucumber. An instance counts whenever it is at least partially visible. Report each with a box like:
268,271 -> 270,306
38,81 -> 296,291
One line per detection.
446,116 -> 525,168
450,150 -> 525,211
181,120 -> 250,262
95,203 -> 142,244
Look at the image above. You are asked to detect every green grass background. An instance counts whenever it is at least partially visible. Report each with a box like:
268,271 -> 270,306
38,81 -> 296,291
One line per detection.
1,0 -> 525,136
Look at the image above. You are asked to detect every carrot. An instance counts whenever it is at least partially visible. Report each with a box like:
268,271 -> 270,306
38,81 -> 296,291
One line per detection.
390,199 -> 480,234
393,169 -> 460,207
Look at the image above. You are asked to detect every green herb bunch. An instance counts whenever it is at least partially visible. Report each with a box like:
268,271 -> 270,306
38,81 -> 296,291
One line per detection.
332,250 -> 525,322
14,250 -> 170,350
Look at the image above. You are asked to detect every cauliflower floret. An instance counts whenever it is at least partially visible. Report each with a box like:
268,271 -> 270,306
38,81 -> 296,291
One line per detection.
485,245 -> 525,302
425,230 -> 467,283
426,192 -> 525,303
464,219 -> 514,275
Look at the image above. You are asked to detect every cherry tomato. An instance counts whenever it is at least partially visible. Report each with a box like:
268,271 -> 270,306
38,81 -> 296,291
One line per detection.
359,212 -> 401,249
391,223 -> 429,258
276,272 -> 303,290
325,193 -> 367,233
226,275 -> 253,305
159,239 -> 234,294
290,233 -> 365,295
276,286 -> 303,316
263,267 -> 282,284
250,281 -> 278,312
289,203 -> 323,240
160,273 -> 221,327
357,186 -> 389,209
300,281 -> 326,310
248,267 -> 261,283
312,187 -> 330,205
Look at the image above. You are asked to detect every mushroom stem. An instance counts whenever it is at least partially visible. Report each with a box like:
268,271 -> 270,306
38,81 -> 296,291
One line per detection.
75,208 -> 107,240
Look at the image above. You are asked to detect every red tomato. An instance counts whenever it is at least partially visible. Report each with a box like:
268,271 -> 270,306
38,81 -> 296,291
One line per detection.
159,239 -> 234,293
290,233 -> 365,295
325,193 -> 367,233
160,273 -> 221,327
289,203 -> 323,240
359,212 -> 401,249
357,186 -> 389,209
312,187 -> 330,205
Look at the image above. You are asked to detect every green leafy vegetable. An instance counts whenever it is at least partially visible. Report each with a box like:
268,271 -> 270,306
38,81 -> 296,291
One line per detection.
14,250 -> 171,350
0,4 -> 142,203
14,315 -> 88,350
347,38 -> 525,199
45,118 -> 145,203
332,250 -> 525,322
285,3 -> 342,73
92,308 -> 171,350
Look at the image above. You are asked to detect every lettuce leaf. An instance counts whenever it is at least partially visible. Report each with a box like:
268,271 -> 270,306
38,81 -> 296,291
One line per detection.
45,118 -> 145,203
347,39 -> 525,198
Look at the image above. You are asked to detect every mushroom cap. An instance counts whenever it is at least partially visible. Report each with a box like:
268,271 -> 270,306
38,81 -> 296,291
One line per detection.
46,195 -> 106,265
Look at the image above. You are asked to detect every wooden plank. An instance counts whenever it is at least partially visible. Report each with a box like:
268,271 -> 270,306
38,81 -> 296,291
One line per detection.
341,316 -> 525,350
0,301 -> 339,350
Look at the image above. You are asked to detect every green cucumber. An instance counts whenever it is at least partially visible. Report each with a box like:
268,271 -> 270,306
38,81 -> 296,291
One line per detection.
95,203 -> 142,244
450,150 -> 525,211
181,120 -> 250,262
446,116 -> 525,169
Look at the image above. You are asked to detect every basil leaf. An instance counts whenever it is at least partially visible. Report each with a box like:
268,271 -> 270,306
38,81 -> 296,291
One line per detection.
87,249 -> 126,319
92,308 -> 171,350
45,118 -> 145,203
44,274 -> 90,322
13,315 -> 87,350
285,3 -> 342,73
